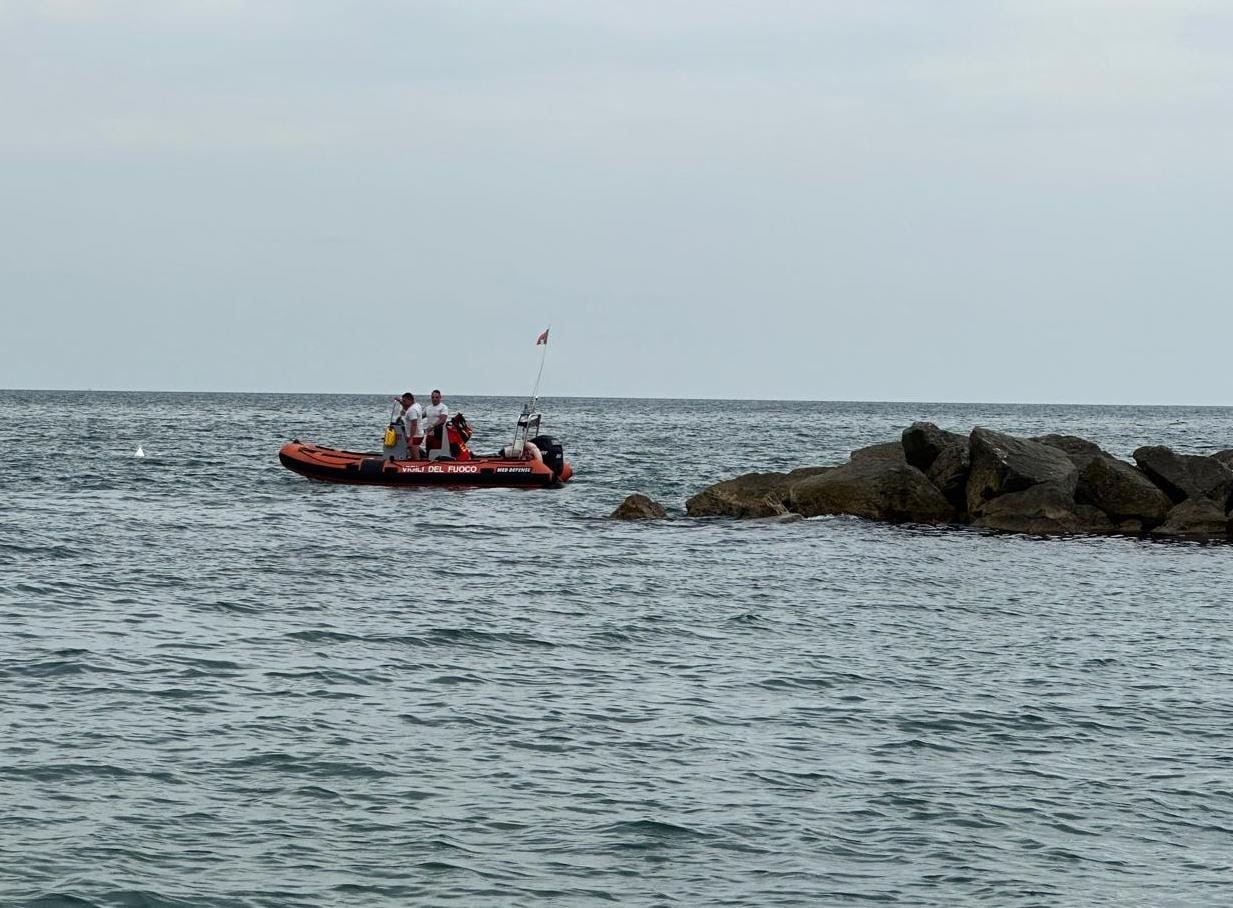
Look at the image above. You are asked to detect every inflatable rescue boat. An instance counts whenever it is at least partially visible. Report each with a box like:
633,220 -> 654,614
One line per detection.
282,350 -> 572,488
279,438 -> 572,487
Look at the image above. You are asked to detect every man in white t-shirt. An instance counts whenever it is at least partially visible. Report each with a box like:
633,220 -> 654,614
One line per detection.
399,392 -> 424,461
422,388 -> 449,454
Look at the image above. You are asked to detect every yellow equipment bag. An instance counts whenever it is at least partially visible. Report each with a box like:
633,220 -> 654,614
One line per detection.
383,426 -> 397,447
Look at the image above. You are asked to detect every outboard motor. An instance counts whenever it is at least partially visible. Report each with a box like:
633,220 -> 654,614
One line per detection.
530,435 -> 565,477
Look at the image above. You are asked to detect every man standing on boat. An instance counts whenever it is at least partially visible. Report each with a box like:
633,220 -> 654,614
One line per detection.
401,392 -> 424,461
384,392 -> 415,461
423,389 -> 449,455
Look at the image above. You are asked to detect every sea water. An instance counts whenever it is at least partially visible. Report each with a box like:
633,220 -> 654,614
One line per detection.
2,391 -> 1232,907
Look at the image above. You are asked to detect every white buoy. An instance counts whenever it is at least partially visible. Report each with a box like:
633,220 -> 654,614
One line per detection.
135,446 -> 145,458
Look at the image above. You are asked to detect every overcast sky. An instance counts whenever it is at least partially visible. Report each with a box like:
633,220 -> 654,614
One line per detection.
2,0 -> 1230,403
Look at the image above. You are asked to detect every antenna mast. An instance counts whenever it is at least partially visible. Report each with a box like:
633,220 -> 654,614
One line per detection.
513,327 -> 551,452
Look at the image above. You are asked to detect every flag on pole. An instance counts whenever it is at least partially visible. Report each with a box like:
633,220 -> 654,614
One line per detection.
536,328 -> 550,345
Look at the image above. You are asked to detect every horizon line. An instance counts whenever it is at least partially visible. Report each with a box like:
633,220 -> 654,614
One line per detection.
2,386 -> 1231,409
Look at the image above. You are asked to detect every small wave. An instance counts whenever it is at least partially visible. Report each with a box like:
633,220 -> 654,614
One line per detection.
221,753 -> 392,780
68,892 -> 202,908
145,687 -> 210,699
597,818 -> 713,841
0,763 -> 179,784
284,629 -> 362,643
586,629 -> 637,644
192,600 -> 263,614
282,627 -> 556,650
0,542 -> 80,560
755,675 -> 838,691
426,673 -> 486,685
263,668 -> 377,685
6,658 -> 109,679
727,612 -> 769,623
405,861 -> 477,874
424,627 -> 556,649
26,896 -> 104,908
167,656 -> 243,671
871,737 -> 960,753
293,784 -> 345,801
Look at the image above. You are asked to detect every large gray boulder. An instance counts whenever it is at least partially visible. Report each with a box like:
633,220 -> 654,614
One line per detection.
1150,499 -> 1231,539
1033,434 -> 1106,470
787,466 -> 836,483
972,483 -> 1114,535
1212,450 -> 1233,471
686,472 -> 792,518
747,513 -> 804,525
902,422 -> 966,471
611,494 -> 668,520
966,428 -> 1079,516
849,441 -> 907,465
1077,454 -> 1173,526
789,458 -> 956,523
1132,446 -> 1233,506
900,422 -> 970,514
925,443 -> 971,515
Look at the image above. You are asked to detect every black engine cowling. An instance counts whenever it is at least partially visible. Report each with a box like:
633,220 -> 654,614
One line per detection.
530,435 -> 566,476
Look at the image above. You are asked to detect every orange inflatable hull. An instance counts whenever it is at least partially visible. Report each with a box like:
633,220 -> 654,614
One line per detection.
279,441 -> 573,487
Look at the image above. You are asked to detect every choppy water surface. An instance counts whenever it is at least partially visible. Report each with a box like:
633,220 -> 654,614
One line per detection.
2,391 -> 1232,907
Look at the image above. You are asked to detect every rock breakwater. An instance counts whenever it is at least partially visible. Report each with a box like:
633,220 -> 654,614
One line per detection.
622,423 -> 1233,539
